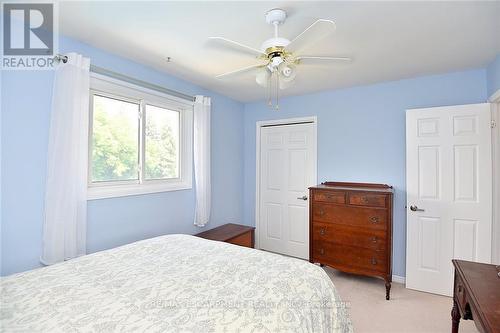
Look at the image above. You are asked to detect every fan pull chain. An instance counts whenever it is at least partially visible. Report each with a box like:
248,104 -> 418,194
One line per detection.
266,70 -> 281,110
275,72 -> 279,111
267,71 -> 272,107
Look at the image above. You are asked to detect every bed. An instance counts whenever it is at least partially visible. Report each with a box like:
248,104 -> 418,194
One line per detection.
1,234 -> 352,332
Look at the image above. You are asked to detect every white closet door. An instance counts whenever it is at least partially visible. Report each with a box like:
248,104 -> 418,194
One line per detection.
259,123 -> 316,259
406,103 -> 492,296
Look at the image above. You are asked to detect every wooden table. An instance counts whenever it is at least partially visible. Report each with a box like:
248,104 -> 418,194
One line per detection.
451,260 -> 500,333
195,223 -> 255,248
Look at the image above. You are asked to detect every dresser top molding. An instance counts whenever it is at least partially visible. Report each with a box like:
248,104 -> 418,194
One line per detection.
310,182 -> 394,193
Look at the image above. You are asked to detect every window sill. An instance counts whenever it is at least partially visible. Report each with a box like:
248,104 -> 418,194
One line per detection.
87,181 -> 192,200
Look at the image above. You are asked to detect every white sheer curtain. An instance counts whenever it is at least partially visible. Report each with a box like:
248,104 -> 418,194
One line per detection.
41,53 -> 90,265
193,96 -> 211,227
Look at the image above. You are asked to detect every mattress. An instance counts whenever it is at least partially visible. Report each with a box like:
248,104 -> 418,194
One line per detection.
1,234 -> 352,332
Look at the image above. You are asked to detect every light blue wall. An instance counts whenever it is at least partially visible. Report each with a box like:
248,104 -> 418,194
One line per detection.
1,35 -> 495,278
487,55 -> 500,98
243,69 -> 488,277
1,37 -> 245,276
2,70 -> 54,276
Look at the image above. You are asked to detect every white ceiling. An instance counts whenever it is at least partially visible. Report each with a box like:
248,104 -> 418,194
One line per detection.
59,1 -> 500,102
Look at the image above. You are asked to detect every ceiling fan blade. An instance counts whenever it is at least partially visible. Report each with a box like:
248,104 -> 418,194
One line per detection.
215,64 -> 266,79
285,19 -> 336,54
209,37 -> 266,57
295,56 -> 352,64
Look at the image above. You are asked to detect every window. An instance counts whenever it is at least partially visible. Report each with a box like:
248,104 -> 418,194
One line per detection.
88,75 -> 193,200
144,104 -> 180,180
91,94 -> 140,183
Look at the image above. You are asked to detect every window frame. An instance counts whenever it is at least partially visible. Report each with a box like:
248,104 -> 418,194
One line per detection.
87,73 -> 193,200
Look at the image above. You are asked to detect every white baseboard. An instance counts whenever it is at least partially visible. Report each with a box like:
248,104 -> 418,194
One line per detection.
392,275 -> 406,284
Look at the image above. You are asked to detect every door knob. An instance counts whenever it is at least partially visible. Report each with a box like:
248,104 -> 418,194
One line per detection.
409,205 -> 425,212
297,195 -> 308,201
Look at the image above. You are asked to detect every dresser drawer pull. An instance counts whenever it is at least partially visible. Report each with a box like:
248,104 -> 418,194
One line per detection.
320,248 -> 325,255
319,228 -> 326,236
318,209 -> 325,216
371,258 -> 378,265
371,236 -> 378,243
370,216 -> 379,223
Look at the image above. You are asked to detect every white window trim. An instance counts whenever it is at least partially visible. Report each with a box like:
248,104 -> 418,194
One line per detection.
87,73 -> 193,200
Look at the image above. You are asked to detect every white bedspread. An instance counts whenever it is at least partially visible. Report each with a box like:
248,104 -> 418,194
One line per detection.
1,234 -> 351,332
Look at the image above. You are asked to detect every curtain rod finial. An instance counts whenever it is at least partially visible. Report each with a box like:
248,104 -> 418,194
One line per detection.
54,54 -> 68,63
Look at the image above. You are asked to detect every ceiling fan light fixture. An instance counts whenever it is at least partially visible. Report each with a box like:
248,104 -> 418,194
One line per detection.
271,56 -> 284,68
256,68 -> 271,87
278,62 -> 296,82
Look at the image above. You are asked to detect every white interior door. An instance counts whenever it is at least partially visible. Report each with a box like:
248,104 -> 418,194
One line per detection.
258,122 -> 316,259
406,103 -> 492,296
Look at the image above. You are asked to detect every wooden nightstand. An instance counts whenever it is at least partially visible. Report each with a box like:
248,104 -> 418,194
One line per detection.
195,223 -> 255,248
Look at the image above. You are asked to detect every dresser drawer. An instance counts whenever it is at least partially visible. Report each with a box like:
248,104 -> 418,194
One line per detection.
348,193 -> 387,207
312,222 -> 386,251
312,241 -> 387,273
313,190 -> 346,204
312,204 -> 387,230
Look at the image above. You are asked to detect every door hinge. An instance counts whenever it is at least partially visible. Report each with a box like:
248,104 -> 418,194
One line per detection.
492,120 -> 497,129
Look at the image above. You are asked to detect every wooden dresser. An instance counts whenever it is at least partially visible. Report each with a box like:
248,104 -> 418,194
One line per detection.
309,181 -> 394,300
451,260 -> 500,333
195,223 -> 255,248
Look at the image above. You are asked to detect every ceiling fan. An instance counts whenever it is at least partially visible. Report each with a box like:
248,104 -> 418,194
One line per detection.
209,8 -> 351,109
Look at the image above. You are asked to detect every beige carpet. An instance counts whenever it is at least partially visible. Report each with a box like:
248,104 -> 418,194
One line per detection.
323,267 -> 478,333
